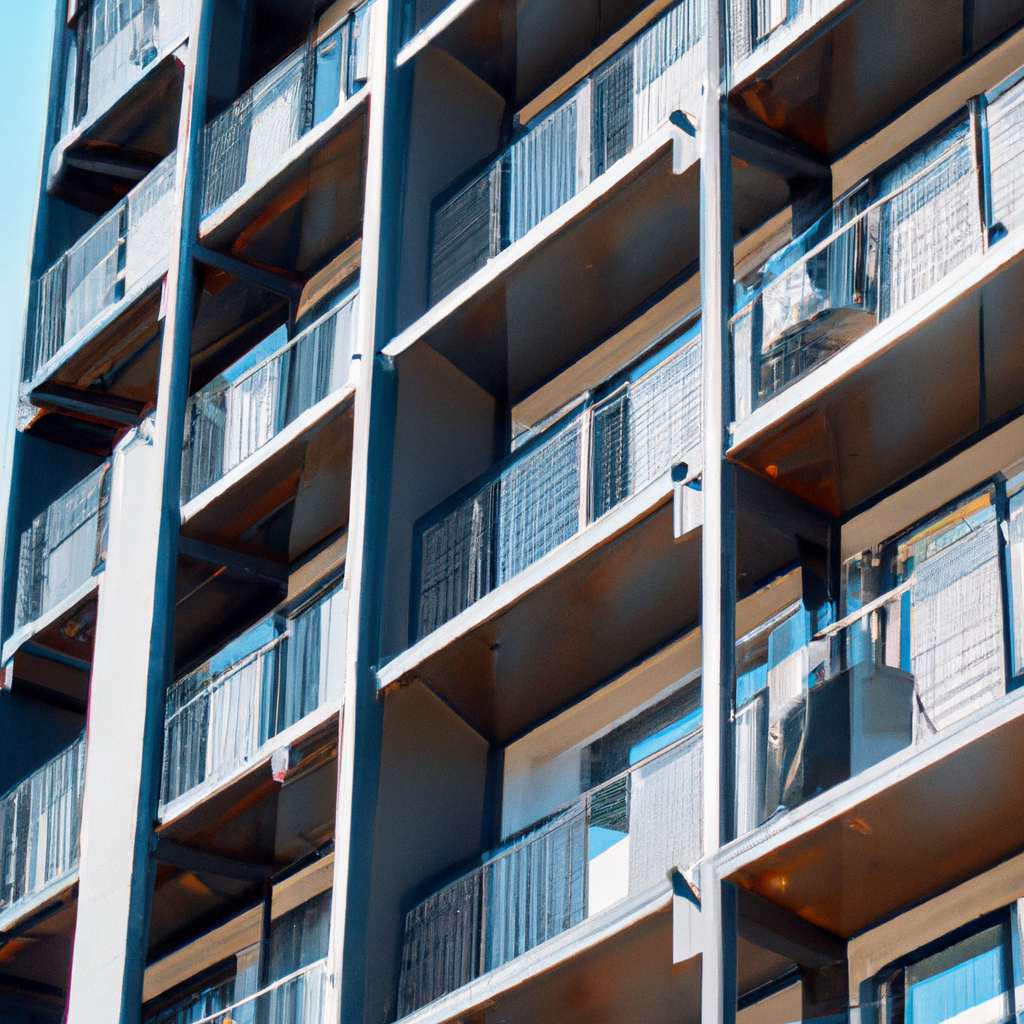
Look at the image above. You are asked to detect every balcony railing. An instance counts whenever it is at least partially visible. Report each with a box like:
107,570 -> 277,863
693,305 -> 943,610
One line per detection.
728,0 -> 836,71
14,463 -> 110,632
426,0 -> 704,305
735,488 -> 1010,832
201,0 -> 374,219
160,583 -> 346,809
413,330 -> 702,640
62,0 -> 193,135
25,154 -> 177,384
732,69 -> 1024,420
181,293 -> 358,503
397,729 -> 702,1016
0,734 -> 86,918
149,959 -> 327,1024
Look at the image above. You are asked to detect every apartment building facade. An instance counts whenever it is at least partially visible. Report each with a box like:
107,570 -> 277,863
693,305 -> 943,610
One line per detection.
2,0 -> 1024,1022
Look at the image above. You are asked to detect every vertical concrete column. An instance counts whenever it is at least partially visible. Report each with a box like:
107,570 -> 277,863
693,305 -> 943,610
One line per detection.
65,1 -> 214,1020
698,0 -> 738,1021
326,0 -> 402,1020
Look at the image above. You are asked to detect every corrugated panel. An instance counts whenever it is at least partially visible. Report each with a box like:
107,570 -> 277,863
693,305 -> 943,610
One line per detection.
64,203 -> 124,341
126,153 -> 176,290
483,806 -> 587,971
987,75 -> 1024,233
909,520 -> 1005,737
428,159 -> 504,306
627,732 -> 703,893
495,419 -> 582,585
14,464 -> 108,630
0,734 -> 86,914
398,872 -> 481,1017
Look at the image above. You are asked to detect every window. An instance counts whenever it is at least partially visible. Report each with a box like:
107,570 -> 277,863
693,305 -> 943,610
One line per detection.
876,915 -> 1016,1024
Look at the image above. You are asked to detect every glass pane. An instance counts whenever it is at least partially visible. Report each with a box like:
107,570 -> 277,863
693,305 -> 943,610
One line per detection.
313,27 -> 343,126
905,923 -> 1011,1024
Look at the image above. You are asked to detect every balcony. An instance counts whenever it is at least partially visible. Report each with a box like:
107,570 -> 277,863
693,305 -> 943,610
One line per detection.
143,874 -> 332,1024
382,327 -> 704,740
23,156 -> 176,443
181,293 -> 359,529
197,0 -> 374,276
6,462 -> 110,663
719,469 -> 1024,940
160,581 -> 346,821
149,959 -> 328,1024
397,728 -> 703,1019
423,0 -> 703,308
415,330 -> 701,637
730,65 -> 1024,516
0,733 -> 86,928
727,0 -> 1023,160
51,0 -> 191,198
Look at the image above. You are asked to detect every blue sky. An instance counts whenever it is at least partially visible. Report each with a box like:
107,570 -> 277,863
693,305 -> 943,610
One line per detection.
0,5 -> 55,479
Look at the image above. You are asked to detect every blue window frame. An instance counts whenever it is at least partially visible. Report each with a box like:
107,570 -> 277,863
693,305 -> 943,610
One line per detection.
874,911 -> 1018,1024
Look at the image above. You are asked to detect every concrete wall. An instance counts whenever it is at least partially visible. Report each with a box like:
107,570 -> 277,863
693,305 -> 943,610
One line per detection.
380,342 -> 498,657
363,680 -> 490,1024
395,49 -> 505,331
501,631 -> 702,837
0,689 -> 84,792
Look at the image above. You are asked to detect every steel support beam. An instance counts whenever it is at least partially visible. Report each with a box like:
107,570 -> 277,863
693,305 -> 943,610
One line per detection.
193,243 -> 304,302
328,1 -> 403,1019
737,888 -> 845,969
177,535 -> 289,585
29,383 -> 146,427
64,0 -> 215,1020
152,838 -> 275,884
728,108 -> 831,183
699,0 -> 738,1021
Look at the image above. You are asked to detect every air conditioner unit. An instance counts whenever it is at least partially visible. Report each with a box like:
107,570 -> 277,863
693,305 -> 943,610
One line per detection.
765,661 -> 914,814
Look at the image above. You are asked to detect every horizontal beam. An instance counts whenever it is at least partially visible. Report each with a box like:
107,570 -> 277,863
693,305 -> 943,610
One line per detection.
30,383 -> 146,427
729,109 -> 831,182
737,887 -> 845,969
177,535 -> 289,585
194,244 -> 304,302
63,150 -> 155,183
152,838 -> 275,883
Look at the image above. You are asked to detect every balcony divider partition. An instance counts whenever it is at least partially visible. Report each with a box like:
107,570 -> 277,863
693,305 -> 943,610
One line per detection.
413,326 -> 702,640
160,582 -> 347,811
25,155 -> 177,385
0,734 -> 87,919
397,728 -> 703,1016
200,0 -> 374,219
181,292 -> 359,503
426,0 -> 705,305
732,68 -> 1024,422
